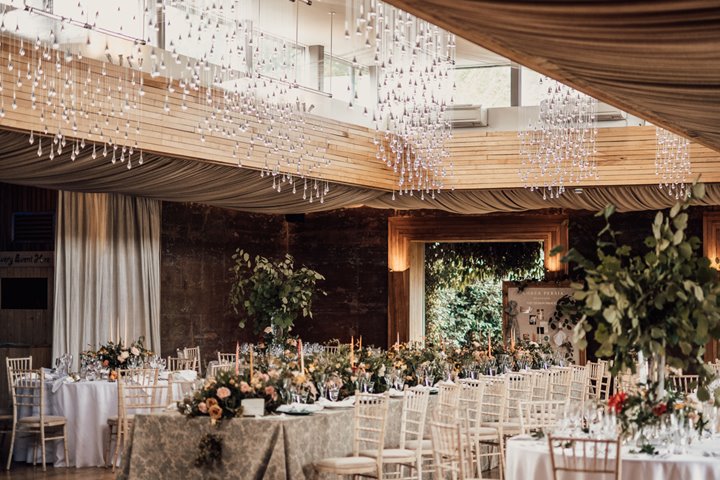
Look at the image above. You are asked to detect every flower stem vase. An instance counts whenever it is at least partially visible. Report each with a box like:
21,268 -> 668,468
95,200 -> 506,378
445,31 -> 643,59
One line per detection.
649,352 -> 666,398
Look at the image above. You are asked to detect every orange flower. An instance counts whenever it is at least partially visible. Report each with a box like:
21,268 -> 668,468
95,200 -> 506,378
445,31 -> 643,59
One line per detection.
206,397 -> 218,408
208,404 -> 223,420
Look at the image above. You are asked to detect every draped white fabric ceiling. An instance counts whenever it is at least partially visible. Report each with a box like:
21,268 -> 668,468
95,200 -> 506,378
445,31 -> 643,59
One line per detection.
3,129 -> 720,215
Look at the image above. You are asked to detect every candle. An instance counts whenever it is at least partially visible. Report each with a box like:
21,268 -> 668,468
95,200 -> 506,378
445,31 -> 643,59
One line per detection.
511,333 -> 516,351
488,332 -> 491,356
396,332 -> 400,347
298,339 -> 305,372
359,336 -> 362,352
350,336 -> 355,366
235,341 -> 240,375
249,347 -> 254,383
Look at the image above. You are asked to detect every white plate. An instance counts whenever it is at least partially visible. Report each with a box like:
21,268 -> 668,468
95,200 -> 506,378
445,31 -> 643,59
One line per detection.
322,400 -> 355,409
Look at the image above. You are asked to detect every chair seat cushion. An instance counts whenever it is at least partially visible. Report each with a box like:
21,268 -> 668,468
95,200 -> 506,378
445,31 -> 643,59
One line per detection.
18,415 -> 66,427
360,448 -> 416,462
405,438 -> 433,453
468,426 -> 500,438
314,456 -> 378,474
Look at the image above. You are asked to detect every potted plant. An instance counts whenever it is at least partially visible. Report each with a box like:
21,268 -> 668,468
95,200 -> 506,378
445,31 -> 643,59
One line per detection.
561,183 -> 720,401
228,249 -> 326,342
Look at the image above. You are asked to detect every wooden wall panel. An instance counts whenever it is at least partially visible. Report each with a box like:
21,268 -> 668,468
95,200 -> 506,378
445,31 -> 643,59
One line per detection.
0,38 -> 718,192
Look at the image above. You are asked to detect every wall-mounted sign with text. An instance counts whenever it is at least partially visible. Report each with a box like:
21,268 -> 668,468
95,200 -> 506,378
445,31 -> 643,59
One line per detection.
0,251 -> 54,268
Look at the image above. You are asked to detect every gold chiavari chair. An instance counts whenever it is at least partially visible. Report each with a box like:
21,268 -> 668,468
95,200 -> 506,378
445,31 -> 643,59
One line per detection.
109,368 -> 160,470
668,374 -> 699,395
5,368 -> 68,471
216,352 -> 236,364
370,386 -> 430,478
429,420 -> 476,480
519,400 -> 566,435
547,434 -> 622,480
182,346 -> 202,376
166,356 -> 198,372
314,392 -> 390,479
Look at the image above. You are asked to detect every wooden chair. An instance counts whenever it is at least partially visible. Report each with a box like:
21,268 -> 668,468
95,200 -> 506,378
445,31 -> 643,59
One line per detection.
206,363 -> 235,379
182,346 -> 202,376
216,352 -> 236,364
460,378 -> 503,479
548,367 -> 573,401
547,434 -> 622,480
433,381 -> 461,424
586,361 -> 606,401
314,392 -> 390,479
569,365 -> 589,408
478,375 -> 508,479
614,371 -> 639,394
5,368 -> 68,471
323,345 -> 340,354
519,400 -> 566,435
371,386 -> 430,478
109,368 -> 160,470
166,356 -> 198,372
530,369 -> 551,401
167,371 -> 197,404
504,373 -> 534,435
429,420 -> 477,480
2,357 -> 31,451
597,360 -> 612,401
668,374 -> 699,395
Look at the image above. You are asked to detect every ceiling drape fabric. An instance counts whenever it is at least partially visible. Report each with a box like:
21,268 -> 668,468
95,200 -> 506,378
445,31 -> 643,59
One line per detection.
384,0 -> 720,153
52,190 -> 161,367
2,129 -> 720,215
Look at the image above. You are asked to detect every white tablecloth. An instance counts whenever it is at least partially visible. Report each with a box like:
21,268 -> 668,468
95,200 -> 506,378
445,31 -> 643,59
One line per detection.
506,435 -> 720,480
13,380 -> 118,468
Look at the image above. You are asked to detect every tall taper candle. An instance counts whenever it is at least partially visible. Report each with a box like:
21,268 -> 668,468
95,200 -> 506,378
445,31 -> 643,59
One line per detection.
350,336 -> 355,366
249,347 -> 254,383
298,339 -> 305,372
235,341 -> 240,375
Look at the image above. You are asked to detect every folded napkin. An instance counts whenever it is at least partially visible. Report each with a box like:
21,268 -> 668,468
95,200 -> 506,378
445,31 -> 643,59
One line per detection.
277,403 -> 324,414
51,376 -> 76,393
317,396 -> 355,408
387,388 -> 405,398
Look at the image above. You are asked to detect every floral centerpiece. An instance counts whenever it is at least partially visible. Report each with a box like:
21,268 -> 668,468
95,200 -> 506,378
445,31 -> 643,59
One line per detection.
177,370 -> 281,425
81,337 -> 153,371
608,382 -> 706,452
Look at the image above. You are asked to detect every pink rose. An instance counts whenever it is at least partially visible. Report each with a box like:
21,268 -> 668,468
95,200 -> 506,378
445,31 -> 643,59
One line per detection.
240,381 -> 252,393
216,387 -> 231,400
198,402 -> 207,413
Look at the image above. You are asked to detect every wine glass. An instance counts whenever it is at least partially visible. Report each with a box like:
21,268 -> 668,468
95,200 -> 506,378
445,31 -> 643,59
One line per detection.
328,381 -> 340,402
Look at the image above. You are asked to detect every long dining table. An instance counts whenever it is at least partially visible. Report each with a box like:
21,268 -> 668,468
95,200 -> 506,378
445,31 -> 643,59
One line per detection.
118,396 -> 436,480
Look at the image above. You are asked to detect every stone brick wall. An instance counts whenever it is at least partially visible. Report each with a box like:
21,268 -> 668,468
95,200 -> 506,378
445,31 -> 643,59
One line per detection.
160,203 -> 392,362
159,200 -> 708,366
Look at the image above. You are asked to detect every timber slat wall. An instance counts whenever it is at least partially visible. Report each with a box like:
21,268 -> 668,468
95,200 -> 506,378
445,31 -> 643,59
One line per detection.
0,37 -> 718,191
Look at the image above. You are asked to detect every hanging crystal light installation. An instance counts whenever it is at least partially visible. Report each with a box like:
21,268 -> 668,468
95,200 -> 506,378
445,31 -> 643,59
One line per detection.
655,127 -> 691,199
346,0 -> 456,199
518,77 -> 598,199
0,0 -> 331,203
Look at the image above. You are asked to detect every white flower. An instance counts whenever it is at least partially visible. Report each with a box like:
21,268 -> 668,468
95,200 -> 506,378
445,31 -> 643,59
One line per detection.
264,326 -> 273,334
130,347 -> 140,356
119,351 -> 130,362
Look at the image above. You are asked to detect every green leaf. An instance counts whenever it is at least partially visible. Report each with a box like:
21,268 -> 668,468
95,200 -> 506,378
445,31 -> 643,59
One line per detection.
692,182 -> 705,199
669,202 -> 681,218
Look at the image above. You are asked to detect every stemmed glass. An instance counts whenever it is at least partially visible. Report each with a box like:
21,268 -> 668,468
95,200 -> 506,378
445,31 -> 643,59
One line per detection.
317,373 -> 327,400
328,379 -> 340,402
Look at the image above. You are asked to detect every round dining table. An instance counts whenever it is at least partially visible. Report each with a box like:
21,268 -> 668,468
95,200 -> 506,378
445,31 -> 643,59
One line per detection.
506,434 -> 720,480
14,378 -> 118,467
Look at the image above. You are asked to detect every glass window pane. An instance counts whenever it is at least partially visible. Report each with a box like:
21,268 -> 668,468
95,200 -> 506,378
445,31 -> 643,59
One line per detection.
453,66 -> 510,108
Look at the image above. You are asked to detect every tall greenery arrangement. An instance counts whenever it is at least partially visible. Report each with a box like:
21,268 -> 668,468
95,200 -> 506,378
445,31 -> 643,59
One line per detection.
562,183 -> 720,401
229,249 -> 325,338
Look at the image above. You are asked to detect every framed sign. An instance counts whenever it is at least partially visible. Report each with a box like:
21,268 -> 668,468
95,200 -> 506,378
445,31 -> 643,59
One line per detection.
502,281 -> 585,364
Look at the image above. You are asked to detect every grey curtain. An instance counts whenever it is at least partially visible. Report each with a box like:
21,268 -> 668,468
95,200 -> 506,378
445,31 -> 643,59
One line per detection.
52,190 -> 161,364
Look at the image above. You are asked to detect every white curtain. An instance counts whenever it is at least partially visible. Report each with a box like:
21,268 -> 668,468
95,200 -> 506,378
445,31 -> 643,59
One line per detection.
52,191 -> 161,365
